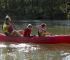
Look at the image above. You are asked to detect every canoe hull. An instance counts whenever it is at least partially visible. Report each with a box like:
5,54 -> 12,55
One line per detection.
0,34 -> 70,44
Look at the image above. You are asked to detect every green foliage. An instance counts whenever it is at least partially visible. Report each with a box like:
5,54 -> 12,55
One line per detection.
0,0 -> 70,20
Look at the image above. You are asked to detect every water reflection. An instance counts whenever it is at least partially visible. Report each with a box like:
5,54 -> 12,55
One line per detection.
0,43 -> 70,60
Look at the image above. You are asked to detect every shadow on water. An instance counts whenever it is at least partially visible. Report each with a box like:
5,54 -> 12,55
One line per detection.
0,43 -> 70,60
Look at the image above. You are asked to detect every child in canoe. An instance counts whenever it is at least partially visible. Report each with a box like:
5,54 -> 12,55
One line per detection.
2,15 -> 21,36
19,24 -> 32,37
37,23 -> 50,36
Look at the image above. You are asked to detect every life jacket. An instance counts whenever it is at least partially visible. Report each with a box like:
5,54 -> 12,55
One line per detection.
2,23 -> 8,33
24,28 -> 32,37
2,23 -> 13,33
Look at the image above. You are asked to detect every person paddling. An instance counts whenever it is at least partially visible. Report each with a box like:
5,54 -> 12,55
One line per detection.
2,15 -> 21,36
24,24 -> 32,37
37,23 -> 50,36
19,24 -> 32,37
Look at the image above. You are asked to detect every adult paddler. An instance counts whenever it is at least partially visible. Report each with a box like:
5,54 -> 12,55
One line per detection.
2,15 -> 14,36
2,15 -> 21,36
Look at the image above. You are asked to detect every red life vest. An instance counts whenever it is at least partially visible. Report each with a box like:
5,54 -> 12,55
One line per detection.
24,28 -> 32,37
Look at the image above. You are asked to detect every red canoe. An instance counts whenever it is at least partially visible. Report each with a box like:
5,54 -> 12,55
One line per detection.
0,33 -> 70,44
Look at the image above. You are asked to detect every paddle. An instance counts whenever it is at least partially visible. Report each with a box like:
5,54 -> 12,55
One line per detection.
41,31 -> 53,36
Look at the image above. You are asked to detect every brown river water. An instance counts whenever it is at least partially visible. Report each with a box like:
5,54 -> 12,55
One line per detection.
0,43 -> 70,60
0,20 -> 70,60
